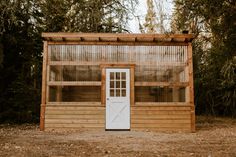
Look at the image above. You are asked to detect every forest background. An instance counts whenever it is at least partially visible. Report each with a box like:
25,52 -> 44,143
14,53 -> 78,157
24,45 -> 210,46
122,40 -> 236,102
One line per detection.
0,0 -> 235,123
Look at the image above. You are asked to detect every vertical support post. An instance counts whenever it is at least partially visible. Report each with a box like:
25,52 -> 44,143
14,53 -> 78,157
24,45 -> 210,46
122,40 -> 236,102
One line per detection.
172,69 -> 180,102
40,41 -> 48,131
130,66 -> 135,106
101,67 -> 106,106
188,43 -> 195,132
56,87 -> 62,102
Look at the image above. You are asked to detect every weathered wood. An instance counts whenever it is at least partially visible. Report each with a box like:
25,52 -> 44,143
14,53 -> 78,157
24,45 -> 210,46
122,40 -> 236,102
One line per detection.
40,41 -> 48,131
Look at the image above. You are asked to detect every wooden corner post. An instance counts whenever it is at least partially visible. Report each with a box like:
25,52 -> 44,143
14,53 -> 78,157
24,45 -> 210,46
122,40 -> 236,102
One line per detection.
40,41 -> 48,131
188,43 -> 195,132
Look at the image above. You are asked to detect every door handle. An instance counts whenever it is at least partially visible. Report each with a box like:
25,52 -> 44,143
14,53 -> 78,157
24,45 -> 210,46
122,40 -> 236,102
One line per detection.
107,98 -> 109,100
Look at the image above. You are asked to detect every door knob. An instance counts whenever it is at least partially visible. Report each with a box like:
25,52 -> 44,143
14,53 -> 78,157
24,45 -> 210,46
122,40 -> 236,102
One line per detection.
107,98 -> 109,100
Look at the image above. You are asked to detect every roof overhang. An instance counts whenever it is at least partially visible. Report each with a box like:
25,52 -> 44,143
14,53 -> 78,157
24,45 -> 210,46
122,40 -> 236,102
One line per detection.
42,33 -> 195,43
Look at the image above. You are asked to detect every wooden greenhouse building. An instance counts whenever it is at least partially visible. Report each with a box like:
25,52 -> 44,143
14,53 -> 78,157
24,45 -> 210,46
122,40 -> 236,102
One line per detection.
40,33 -> 195,132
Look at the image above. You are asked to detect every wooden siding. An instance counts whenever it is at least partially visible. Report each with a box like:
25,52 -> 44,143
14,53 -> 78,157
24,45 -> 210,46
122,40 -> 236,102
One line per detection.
44,102 -> 192,132
44,103 -> 105,130
131,104 -> 192,132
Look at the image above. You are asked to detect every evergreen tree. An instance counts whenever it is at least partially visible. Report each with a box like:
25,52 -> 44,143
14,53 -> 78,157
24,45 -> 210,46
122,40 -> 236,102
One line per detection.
172,0 -> 236,117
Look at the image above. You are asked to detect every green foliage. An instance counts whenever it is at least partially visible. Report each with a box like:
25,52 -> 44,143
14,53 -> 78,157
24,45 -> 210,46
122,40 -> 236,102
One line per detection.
0,0 -> 137,123
172,0 -> 236,117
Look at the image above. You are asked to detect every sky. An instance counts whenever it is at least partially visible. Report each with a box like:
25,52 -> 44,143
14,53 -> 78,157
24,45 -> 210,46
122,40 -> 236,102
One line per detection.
128,0 -> 174,33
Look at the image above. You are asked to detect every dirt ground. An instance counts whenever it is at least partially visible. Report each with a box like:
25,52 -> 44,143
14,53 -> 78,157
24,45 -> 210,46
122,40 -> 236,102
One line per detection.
0,116 -> 236,157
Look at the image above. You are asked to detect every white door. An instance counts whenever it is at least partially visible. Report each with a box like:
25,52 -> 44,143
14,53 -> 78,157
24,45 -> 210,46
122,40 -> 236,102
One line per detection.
106,68 -> 130,130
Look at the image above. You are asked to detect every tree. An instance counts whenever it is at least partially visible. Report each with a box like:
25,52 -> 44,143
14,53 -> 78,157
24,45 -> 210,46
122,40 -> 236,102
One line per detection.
172,0 -> 236,117
144,0 -> 158,33
0,0 -> 137,123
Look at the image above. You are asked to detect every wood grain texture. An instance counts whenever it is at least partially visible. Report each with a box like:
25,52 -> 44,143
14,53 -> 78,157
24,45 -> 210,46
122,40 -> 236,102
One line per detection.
40,41 -> 48,131
131,105 -> 192,132
188,43 -> 195,132
45,103 -> 105,130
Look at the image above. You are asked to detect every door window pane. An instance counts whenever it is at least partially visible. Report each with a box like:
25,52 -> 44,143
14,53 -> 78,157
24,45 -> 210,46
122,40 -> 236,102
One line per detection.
116,81 -> 120,88
110,72 -> 114,80
122,89 -> 126,97
116,72 -> 120,79
122,81 -> 126,88
121,72 -> 126,80
110,81 -> 114,88
116,89 -> 120,97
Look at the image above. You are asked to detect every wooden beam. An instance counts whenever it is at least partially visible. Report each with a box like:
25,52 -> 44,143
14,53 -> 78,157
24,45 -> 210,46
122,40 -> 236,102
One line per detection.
135,82 -> 188,87
100,63 -> 135,68
48,81 -> 101,86
40,41 -> 48,131
49,61 -> 186,67
101,68 -> 106,106
135,102 -> 190,106
188,43 -> 195,132
42,33 -> 195,40
47,41 -> 189,46
130,66 -> 135,106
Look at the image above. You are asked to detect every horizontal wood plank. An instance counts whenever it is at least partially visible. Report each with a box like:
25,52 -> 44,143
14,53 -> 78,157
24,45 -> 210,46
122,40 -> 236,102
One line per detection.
131,110 -> 190,115
135,82 -> 188,87
46,106 -> 105,110
48,81 -> 101,86
131,114 -> 191,119
131,123 -> 191,128
46,110 -> 104,115
131,106 -> 191,110
45,119 -> 104,124
45,114 -> 105,119
45,123 -> 104,128
131,119 -> 190,124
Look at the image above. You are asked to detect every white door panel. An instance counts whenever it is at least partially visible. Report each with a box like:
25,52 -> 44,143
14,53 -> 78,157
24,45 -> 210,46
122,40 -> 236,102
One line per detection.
106,69 -> 130,129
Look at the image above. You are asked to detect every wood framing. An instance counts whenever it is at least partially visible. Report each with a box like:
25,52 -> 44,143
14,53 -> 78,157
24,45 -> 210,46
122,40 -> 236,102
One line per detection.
40,41 -> 48,131
41,33 -> 195,132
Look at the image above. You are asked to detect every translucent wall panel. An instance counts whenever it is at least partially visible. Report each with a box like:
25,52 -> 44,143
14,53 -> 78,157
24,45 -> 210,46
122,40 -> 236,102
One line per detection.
49,65 -> 101,81
49,86 -> 101,102
48,45 -> 188,102
49,45 -> 187,63
48,45 -> 188,83
135,87 -> 186,102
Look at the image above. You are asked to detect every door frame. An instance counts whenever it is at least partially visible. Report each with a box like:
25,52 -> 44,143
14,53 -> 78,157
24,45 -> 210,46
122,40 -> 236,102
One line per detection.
105,68 -> 130,130
100,64 -> 135,130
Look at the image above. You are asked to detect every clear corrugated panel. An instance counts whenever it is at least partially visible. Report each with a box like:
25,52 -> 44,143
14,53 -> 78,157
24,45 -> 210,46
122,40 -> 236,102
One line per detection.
48,45 -> 188,102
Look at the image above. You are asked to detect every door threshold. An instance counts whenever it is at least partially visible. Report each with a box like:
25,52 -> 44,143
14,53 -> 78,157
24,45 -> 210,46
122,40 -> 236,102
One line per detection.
105,129 -> 130,131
